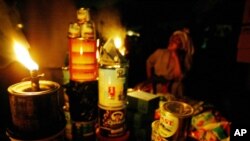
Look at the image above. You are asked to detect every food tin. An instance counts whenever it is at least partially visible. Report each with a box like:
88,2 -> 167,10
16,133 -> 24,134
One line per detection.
159,101 -> 193,141
151,120 -> 167,141
98,104 -> 127,137
98,64 -> 128,107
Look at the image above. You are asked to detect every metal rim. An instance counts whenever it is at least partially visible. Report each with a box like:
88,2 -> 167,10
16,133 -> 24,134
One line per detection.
8,80 -> 60,96
163,101 -> 194,118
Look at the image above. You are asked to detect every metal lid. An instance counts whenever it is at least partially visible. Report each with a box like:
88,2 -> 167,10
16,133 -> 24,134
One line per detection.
8,80 -> 60,96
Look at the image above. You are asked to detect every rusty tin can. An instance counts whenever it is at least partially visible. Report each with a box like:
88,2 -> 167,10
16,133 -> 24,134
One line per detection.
7,80 -> 65,140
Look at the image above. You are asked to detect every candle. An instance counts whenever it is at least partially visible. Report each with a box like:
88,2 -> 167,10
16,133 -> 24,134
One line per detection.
13,40 -> 40,91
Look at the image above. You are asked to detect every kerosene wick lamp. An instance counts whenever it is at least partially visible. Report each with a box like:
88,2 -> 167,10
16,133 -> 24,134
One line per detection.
8,40 -> 65,140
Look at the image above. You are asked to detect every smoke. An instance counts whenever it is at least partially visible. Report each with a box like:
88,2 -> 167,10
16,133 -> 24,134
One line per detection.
94,6 -> 126,42
0,0 -> 28,63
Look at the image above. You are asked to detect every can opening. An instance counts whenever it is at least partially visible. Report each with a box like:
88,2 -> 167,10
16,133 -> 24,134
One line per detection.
164,101 -> 193,118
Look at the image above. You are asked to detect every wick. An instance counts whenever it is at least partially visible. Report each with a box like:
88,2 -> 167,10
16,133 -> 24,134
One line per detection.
30,69 -> 40,91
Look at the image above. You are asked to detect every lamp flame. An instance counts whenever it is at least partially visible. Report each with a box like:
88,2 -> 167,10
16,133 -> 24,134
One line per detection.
114,36 -> 122,49
114,36 -> 126,56
13,40 -> 38,71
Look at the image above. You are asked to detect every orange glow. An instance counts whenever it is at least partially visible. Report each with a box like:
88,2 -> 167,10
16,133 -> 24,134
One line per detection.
68,38 -> 97,82
13,40 -> 38,71
80,47 -> 83,55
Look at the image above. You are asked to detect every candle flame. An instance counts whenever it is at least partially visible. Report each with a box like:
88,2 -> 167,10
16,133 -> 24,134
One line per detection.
14,40 -> 38,71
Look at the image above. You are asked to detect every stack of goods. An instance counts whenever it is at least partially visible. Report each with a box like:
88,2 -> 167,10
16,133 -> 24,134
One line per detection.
151,101 -> 194,141
68,7 -> 97,82
126,90 -> 160,141
65,7 -> 98,141
189,110 -> 231,141
96,38 -> 129,141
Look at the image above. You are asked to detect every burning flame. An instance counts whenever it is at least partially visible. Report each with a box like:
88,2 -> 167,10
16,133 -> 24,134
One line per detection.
114,36 -> 126,56
114,36 -> 122,49
13,40 -> 38,71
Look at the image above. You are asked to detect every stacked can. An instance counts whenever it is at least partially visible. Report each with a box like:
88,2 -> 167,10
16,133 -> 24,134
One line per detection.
66,7 -> 98,141
68,7 -> 97,82
97,63 -> 129,138
151,101 -> 194,141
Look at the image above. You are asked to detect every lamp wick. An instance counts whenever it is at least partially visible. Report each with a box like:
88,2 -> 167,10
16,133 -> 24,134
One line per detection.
30,69 -> 40,91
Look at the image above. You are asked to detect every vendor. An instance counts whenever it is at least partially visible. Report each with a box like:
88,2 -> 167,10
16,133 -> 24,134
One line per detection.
146,28 -> 194,97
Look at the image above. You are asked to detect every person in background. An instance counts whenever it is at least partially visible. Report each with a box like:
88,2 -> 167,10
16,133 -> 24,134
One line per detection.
146,28 -> 194,98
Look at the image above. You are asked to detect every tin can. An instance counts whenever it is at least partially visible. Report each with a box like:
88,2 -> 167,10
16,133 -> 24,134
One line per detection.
98,104 -> 127,138
151,120 -> 167,141
158,101 -> 193,141
98,64 -> 128,107
7,80 -> 65,140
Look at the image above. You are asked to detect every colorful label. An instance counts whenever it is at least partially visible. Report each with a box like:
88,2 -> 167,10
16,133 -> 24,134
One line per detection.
98,67 -> 127,107
98,106 -> 126,137
159,111 -> 179,138
151,120 -> 168,141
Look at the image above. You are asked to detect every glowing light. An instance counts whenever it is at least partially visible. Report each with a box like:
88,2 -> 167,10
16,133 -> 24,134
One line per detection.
16,23 -> 23,29
113,36 -> 126,56
126,30 -> 140,37
96,49 -> 100,62
114,37 -> 122,49
127,30 -> 134,36
13,40 -> 38,71
80,47 -> 83,55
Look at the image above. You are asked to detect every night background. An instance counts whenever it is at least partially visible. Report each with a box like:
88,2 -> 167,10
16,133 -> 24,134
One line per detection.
1,0 -> 249,140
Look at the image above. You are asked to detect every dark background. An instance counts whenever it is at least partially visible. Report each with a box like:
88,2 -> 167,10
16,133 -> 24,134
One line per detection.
1,0 -> 249,139
76,0 -> 250,132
